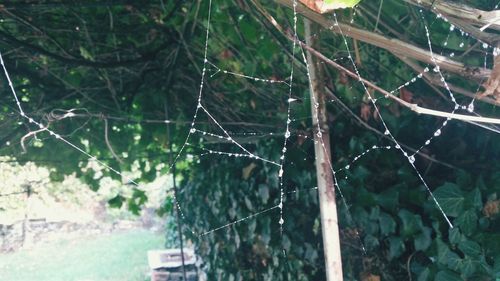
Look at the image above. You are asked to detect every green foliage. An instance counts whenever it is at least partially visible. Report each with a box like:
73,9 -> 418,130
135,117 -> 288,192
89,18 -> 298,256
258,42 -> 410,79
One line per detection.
0,0 -> 499,280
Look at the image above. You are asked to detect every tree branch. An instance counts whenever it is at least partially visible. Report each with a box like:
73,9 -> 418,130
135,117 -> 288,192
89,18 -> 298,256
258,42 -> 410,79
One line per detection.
404,0 -> 500,32
0,29 -> 173,68
272,0 -> 491,81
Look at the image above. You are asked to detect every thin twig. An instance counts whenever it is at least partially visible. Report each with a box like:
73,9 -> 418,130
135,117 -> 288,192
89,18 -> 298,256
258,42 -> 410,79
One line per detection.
297,38 -> 500,125
103,117 -> 124,164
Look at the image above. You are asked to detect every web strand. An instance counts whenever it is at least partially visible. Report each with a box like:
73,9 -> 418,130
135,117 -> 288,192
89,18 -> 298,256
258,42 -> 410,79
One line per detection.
330,12 -> 454,228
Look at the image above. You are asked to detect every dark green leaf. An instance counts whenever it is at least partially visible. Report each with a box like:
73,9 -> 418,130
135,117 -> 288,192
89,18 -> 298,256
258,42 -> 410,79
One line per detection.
398,209 -> 423,237
456,209 -> 477,236
414,227 -> 432,251
379,211 -> 396,236
108,195 -> 125,208
434,270 -> 463,281
433,183 -> 465,217
458,240 -> 481,257
388,236 -> 405,259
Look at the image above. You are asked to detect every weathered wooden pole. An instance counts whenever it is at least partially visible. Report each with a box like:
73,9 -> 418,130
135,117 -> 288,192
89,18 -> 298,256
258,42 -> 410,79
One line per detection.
304,19 -> 344,281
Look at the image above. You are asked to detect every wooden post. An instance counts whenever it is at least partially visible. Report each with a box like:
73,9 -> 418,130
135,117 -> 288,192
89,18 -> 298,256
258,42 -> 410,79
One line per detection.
304,19 -> 344,281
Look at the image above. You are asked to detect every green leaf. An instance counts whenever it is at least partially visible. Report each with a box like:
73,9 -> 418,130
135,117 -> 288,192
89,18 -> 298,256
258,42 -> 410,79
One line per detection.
461,257 -> 479,277
465,188 -> 482,210
414,227 -> 432,251
417,268 -> 431,281
388,236 -> 405,259
108,194 -> 125,208
458,240 -> 481,257
376,187 -> 399,210
324,0 -> 362,9
434,270 -> 463,281
494,256 -> 500,278
456,209 -> 477,236
449,228 -> 462,244
258,184 -> 269,204
79,46 -> 94,61
364,234 -> 379,250
398,209 -> 423,237
433,182 -> 465,217
379,211 -> 396,236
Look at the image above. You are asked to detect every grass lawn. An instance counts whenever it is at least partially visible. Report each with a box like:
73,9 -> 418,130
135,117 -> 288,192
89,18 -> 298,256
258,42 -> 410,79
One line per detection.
0,230 -> 164,281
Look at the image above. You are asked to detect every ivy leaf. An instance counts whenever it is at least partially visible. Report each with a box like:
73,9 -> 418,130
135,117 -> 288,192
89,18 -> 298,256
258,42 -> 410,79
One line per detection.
449,228 -> 463,244
379,211 -> 396,236
434,270 -> 463,281
108,194 -> 125,208
494,256 -> 500,278
388,236 -> 405,259
455,209 -> 477,236
398,209 -> 423,237
376,187 -> 399,210
461,257 -> 479,278
465,188 -> 482,211
258,184 -> 269,204
414,226 -> 432,251
364,234 -> 379,250
417,268 -> 431,281
433,182 -> 465,217
458,240 -> 481,257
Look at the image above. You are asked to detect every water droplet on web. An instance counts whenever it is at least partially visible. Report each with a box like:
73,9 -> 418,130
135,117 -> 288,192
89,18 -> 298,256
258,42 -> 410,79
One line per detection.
285,131 -> 291,138
316,132 -> 322,138
189,128 -> 196,133
279,218 -> 284,225
467,103 -> 474,112
384,129 -> 390,135
459,42 -> 464,48
425,140 -> 431,145
449,25 -> 455,31
278,169 -> 283,177
434,129 -> 441,137
433,66 -> 440,72
408,155 -> 415,164
482,42 -> 489,49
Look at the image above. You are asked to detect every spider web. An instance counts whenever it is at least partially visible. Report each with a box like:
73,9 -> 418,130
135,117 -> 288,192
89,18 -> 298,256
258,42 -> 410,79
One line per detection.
1,0 -> 500,278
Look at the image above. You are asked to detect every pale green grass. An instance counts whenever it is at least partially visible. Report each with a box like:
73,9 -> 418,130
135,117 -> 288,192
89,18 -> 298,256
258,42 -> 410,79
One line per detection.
0,230 -> 164,281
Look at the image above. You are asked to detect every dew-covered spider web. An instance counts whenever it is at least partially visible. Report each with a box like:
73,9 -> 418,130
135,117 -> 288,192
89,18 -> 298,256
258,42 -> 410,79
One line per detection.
1,0 -> 500,279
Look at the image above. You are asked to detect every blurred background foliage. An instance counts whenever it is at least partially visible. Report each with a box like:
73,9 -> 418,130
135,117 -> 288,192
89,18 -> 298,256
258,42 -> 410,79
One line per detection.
0,0 -> 499,280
